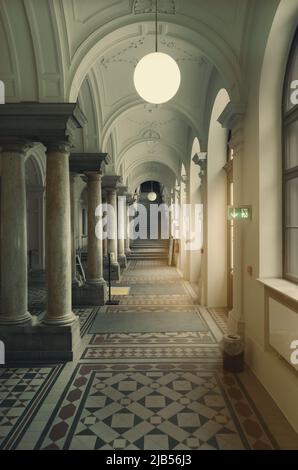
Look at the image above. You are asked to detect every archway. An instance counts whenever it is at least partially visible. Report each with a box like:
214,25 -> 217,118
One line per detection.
25,155 -> 45,272
189,137 -> 203,285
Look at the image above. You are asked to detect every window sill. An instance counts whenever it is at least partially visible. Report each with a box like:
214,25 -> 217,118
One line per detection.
258,278 -> 298,304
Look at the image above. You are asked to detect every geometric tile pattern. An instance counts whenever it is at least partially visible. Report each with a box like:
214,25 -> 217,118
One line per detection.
106,305 -> 200,314
208,308 -> 228,334
90,331 -> 216,345
35,363 -> 278,450
0,259 -> 281,450
113,296 -> 194,306
82,345 -> 221,360
0,366 -> 63,450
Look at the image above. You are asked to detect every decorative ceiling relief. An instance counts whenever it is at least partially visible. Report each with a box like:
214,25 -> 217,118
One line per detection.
159,38 -> 205,65
141,128 -> 161,154
100,38 -> 145,69
99,35 -> 204,72
133,0 -> 176,15
141,129 -> 161,141
127,113 -> 178,127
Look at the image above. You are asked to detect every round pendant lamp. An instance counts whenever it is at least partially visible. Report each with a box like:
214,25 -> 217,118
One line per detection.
148,181 -> 157,201
134,0 -> 181,104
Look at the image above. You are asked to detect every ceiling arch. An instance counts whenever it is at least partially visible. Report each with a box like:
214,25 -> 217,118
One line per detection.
115,138 -> 183,174
67,19 -> 246,105
101,99 -> 201,153
127,161 -> 176,193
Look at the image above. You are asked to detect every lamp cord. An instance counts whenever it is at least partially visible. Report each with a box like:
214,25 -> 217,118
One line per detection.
155,0 -> 158,53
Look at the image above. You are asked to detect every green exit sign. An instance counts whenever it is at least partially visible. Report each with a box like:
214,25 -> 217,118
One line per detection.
228,206 -> 251,221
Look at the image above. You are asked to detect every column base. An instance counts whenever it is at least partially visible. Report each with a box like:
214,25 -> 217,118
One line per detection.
125,248 -> 131,256
0,311 -> 32,326
42,311 -> 78,326
104,262 -> 120,281
72,280 -> 107,306
228,309 -> 245,337
118,254 -> 127,268
0,316 -> 81,364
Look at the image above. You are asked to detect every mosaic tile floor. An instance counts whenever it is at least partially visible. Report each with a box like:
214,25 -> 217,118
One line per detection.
0,259 -> 280,450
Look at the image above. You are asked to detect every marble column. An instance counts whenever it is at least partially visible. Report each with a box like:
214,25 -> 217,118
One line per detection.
125,202 -> 132,256
117,195 -> 127,267
102,190 -> 108,261
70,173 -> 80,286
106,187 -> 120,280
43,143 -> 76,325
0,141 -> 32,325
86,172 -> 107,301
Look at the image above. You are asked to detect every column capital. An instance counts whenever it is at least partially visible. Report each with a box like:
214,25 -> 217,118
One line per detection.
46,141 -> 73,154
102,174 -> 122,191
0,139 -> 34,155
117,184 -> 128,197
0,102 -> 87,149
85,171 -> 102,182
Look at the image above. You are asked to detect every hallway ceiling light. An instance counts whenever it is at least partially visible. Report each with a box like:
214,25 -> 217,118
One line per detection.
148,191 -> 157,201
148,181 -> 157,201
134,0 -> 181,104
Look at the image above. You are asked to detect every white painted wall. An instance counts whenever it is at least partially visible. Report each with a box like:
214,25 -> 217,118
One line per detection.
242,0 -> 298,433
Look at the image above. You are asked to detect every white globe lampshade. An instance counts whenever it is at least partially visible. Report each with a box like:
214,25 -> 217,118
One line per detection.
148,191 -> 157,202
134,52 -> 181,104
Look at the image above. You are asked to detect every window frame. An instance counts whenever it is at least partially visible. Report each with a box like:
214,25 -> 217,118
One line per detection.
282,27 -> 298,284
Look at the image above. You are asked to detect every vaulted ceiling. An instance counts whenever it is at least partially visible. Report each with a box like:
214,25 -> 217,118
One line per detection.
0,0 -> 280,191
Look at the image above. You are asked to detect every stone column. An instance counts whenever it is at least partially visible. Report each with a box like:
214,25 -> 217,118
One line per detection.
0,141 -> 32,325
102,190 -> 108,261
125,201 -> 132,256
85,172 -> 107,302
106,187 -> 120,280
43,143 -> 76,325
117,195 -> 127,267
70,173 -> 80,286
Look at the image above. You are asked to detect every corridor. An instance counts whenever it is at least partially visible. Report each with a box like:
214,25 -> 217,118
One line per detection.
0,258 -> 291,450
0,0 -> 298,454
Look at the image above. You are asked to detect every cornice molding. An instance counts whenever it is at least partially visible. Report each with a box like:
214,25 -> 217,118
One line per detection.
0,103 -> 87,149
70,152 -> 110,174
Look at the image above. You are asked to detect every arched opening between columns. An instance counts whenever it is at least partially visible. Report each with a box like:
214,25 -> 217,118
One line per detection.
25,154 -> 45,272
189,137 -> 203,287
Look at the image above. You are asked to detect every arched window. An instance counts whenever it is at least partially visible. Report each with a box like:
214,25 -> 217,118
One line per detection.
283,28 -> 298,283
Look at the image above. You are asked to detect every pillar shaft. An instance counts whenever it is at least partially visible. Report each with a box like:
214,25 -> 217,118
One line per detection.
0,142 -> 32,324
44,143 -> 75,325
117,195 -> 127,267
106,188 -> 118,264
87,173 -> 105,283
102,191 -> 108,258
70,173 -> 79,285
125,204 -> 131,254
